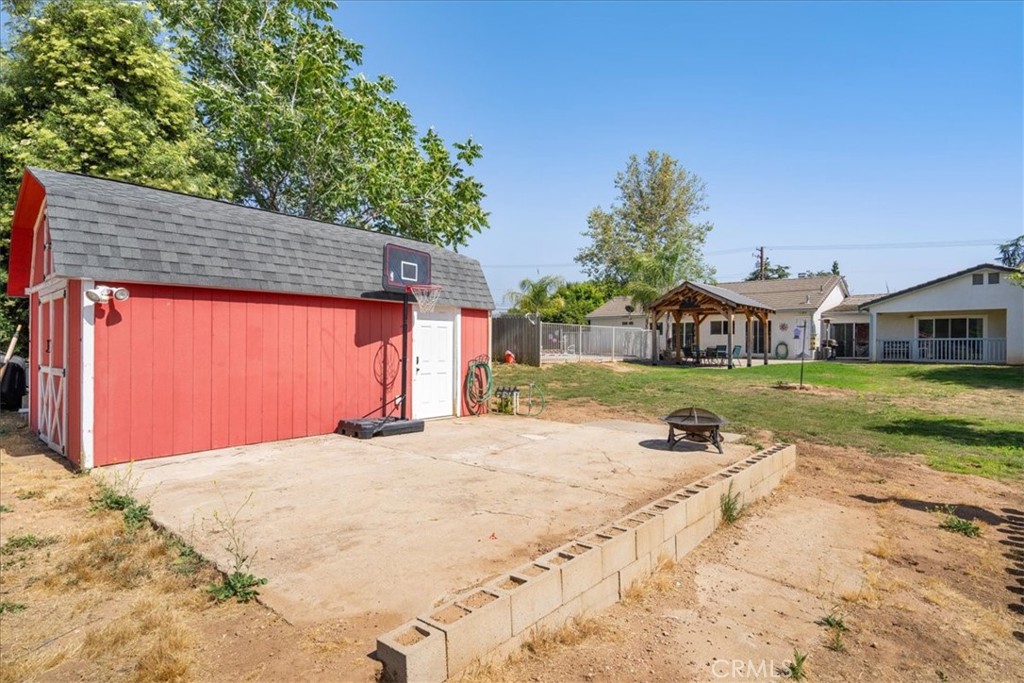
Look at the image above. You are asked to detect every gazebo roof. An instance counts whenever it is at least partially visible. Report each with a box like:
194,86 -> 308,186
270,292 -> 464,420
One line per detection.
651,281 -> 775,317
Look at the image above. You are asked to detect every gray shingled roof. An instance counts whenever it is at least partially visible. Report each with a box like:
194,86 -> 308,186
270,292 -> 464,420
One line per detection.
716,275 -> 847,310
31,168 -> 494,310
587,296 -> 636,318
826,293 -> 883,313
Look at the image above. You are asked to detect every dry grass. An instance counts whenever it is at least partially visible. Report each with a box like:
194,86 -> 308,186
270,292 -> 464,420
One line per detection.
622,557 -> 678,603
79,598 -> 195,682
454,616 -> 617,683
1,419 -> 218,683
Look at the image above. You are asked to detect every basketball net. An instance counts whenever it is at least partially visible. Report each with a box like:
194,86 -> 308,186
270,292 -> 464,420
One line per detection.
408,284 -> 443,312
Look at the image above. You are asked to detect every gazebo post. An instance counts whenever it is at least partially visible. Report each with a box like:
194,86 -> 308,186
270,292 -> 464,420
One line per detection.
672,310 -> 682,364
745,312 -> 753,367
650,308 -> 659,365
759,312 -> 769,365
726,310 -> 735,369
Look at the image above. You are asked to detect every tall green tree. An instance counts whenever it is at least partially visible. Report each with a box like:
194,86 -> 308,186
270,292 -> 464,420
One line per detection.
154,0 -> 488,249
547,280 -> 619,325
0,0 -> 224,350
997,235 -> 1024,287
504,275 -> 566,321
745,258 -> 791,281
622,241 -> 703,313
576,150 -> 715,286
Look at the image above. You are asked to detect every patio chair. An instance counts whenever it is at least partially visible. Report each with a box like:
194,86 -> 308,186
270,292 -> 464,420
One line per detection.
682,346 -> 697,365
731,345 -> 742,359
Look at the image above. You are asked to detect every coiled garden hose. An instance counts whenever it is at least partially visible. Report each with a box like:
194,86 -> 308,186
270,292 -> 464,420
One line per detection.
465,357 -> 494,415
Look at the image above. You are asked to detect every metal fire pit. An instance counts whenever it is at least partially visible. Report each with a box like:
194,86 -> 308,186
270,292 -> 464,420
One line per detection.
660,407 -> 729,454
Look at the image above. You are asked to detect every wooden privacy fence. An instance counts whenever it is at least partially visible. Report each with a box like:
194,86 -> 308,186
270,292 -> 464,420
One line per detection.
492,317 -> 652,367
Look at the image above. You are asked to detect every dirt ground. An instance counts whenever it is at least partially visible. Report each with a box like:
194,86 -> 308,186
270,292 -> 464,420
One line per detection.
3,408 -> 1023,683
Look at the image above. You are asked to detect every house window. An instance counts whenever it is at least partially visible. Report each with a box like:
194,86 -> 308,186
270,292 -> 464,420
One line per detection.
917,317 -> 983,339
621,321 -> 633,326
989,272 -> 1000,284
710,320 -> 735,335
972,274 -> 984,285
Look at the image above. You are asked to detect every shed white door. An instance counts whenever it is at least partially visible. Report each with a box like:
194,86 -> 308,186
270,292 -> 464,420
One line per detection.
38,283 -> 68,455
412,312 -> 455,419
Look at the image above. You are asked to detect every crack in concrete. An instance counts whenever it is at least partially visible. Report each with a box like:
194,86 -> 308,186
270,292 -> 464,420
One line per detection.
471,509 -> 537,519
413,450 -> 629,498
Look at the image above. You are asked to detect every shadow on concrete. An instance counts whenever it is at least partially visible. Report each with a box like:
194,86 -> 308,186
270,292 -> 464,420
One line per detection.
638,438 -> 711,454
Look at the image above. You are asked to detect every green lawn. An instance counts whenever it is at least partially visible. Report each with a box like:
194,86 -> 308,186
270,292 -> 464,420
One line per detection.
492,361 -> 1024,481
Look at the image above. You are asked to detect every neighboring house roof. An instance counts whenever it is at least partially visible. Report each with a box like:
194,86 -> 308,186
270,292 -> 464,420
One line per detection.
9,168 -> 494,309
858,263 -> 1016,310
715,275 -> 848,311
586,296 -> 639,318
825,293 -> 884,314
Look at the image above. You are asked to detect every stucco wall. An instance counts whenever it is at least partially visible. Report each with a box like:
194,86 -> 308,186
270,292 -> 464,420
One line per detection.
868,268 -> 1023,364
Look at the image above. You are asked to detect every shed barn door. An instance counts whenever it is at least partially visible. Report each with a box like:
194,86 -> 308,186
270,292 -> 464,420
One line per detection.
37,283 -> 68,455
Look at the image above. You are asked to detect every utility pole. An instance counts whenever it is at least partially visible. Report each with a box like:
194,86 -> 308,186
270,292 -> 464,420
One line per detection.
757,246 -> 766,280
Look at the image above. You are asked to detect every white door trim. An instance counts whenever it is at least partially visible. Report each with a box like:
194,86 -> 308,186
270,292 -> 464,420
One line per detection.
81,279 -> 95,469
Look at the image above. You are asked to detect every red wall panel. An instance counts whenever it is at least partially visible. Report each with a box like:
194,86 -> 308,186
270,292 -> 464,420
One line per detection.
92,284 -> 428,465
460,309 -> 492,416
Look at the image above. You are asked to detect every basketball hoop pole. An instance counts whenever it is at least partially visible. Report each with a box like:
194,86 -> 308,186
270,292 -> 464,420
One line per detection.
400,289 -> 409,420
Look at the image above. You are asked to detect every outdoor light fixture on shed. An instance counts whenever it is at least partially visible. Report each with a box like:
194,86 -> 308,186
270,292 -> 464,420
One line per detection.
84,285 -> 130,304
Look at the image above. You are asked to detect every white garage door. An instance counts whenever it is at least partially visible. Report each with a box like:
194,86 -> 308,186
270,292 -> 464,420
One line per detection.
412,312 -> 455,419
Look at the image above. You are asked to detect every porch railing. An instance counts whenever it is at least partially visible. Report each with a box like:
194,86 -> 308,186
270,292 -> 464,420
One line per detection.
879,338 -> 1007,364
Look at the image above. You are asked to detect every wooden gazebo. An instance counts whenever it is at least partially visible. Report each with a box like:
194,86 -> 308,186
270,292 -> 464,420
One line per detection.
648,281 -> 775,368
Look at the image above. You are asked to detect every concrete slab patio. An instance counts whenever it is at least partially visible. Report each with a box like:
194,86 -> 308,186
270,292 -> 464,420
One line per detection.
104,416 -> 751,631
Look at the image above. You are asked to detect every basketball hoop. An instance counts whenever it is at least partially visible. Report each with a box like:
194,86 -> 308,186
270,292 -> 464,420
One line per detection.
407,284 -> 443,312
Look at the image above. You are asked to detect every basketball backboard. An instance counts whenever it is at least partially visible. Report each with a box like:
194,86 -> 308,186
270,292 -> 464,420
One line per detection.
383,243 -> 431,293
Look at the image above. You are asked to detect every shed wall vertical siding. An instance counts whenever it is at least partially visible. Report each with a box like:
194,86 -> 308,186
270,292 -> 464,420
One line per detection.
459,309 -> 491,416
92,283 -> 407,466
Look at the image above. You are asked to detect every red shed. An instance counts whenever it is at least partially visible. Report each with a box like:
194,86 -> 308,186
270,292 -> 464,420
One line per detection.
6,169 -> 494,468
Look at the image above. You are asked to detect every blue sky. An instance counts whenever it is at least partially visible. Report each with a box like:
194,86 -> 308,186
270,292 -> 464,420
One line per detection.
334,1 -> 1022,306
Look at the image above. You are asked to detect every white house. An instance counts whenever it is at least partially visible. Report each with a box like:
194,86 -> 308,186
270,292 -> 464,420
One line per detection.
860,263 -> 1023,365
585,297 -> 645,328
820,293 -> 882,360
704,275 -> 848,359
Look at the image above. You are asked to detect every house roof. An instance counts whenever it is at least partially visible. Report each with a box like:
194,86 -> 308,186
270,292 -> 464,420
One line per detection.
713,275 -> 847,311
858,263 -> 1016,310
825,293 -> 884,314
8,168 -> 494,309
587,296 -> 638,318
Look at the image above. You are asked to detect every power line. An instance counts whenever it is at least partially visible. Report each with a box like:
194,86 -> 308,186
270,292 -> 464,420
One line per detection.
481,237 -> 1012,269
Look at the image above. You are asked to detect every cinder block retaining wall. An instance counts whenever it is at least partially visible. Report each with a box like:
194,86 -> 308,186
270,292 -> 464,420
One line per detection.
376,443 -> 797,682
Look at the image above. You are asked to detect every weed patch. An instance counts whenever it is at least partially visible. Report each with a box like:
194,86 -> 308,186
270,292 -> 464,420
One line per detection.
0,504 -> 13,513
1,534 -> 57,554
781,649 -> 808,680
0,599 -> 27,613
93,481 -> 151,532
937,506 -> 981,537
720,481 -> 743,525
204,491 -> 268,603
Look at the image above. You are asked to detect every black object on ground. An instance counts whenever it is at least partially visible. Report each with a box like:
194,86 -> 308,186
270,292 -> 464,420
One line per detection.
336,417 -> 425,439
